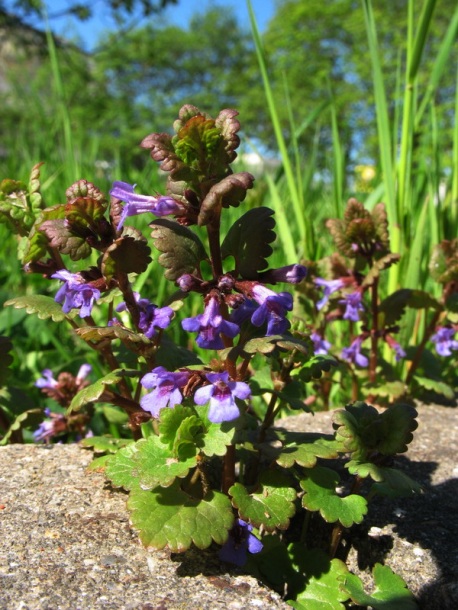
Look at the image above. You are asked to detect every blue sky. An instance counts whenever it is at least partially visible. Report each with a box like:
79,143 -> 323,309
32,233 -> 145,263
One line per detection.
38,0 -> 275,51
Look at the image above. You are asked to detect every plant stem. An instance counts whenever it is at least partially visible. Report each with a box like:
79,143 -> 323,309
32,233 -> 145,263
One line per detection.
222,444 -> 236,494
369,275 -> 379,384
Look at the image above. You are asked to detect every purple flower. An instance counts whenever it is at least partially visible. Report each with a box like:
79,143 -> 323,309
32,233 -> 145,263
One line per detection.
52,270 -> 100,318
431,327 -> 458,357
33,418 -> 55,443
219,519 -> 263,567
315,277 -> 345,310
250,285 -> 293,335
110,181 -> 185,229
193,371 -> 251,423
340,291 -> 364,322
140,366 -> 191,418
117,292 -> 173,339
385,336 -> 406,361
76,364 -> 92,382
33,409 -> 65,443
311,332 -> 331,356
230,299 -> 258,327
259,264 -> 307,285
342,336 -> 369,367
35,369 -> 58,389
182,296 -> 240,350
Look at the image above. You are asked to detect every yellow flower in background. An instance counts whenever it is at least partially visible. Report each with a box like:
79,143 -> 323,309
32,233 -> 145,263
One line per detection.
355,164 -> 376,192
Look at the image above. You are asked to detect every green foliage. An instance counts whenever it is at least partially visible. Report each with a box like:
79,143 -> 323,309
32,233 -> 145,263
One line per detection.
127,482 -> 234,552
229,471 -> 297,531
333,402 -> 418,459
4,295 -> 72,322
300,466 -> 368,528
287,549 -> 350,610
343,563 -> 418,609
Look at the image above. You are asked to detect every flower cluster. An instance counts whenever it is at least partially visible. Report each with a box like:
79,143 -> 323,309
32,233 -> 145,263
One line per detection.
140,367 -> 251,424
33,365 -> 93,442
116,292 -> 173,339
52,270 -> 100,318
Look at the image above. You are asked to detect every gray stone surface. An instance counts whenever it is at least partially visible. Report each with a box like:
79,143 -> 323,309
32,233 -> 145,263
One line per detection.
277,404 -> 458,609
0,444 -> 285,610
1,404 -> 457,609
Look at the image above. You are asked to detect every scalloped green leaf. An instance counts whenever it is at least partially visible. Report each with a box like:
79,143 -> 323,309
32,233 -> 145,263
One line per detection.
332,402 -> 418,460
362,253 -> 400,288
173,415 -> 205,460
300,466 -> 368,527
101,236 -> 151,282
346,461 -> 422,498
193,405 -> 237,456
127,481 -> 234,551
67,369 -> 139,413
221,206 -> 275,278
276,437 -> 340,468
80,435 -> 133,454
343,563 -> 418,609
379,288 -> 442,326
413,376 -> 455,400
132,434 -> 198,489
159,405 -> 196,449
199,420 -> 236,457
361,381 -> 406,400
4,295 -> 71,322
150,218 -> 208,281
287,547 -> 349,610
298,354 -> 338,382
75,325 -> 152,346
229,471 -> 297,531
104,442 -> 140,490
0,409 -> 43,445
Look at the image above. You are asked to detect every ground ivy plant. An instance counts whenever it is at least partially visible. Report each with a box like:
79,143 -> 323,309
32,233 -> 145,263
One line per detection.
1,105 -> 422,608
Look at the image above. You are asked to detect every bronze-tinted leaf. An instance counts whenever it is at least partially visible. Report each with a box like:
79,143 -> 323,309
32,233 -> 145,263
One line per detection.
65,180 -> 106,202
221,206 -> 274,278
40,218 -> 92,260
198,172 -> 255,226
101,236 -> 152,282
150,219 -> 208,281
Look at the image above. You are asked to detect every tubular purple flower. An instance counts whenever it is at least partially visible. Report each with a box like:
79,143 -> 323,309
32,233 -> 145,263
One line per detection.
52,270 -> 100,318
259,264 -> 307,285
182,296 -> 239,350
140,366 -> 191,418
219,519 -> 263,566
314,277 -> 345,310
110,181 -> 185,229
230,299 -> 258,327
342,336 -> 368,367
76,364 -> 92,382
35,369 -> 58,389
431,327 -> 458,357
311,331 -> 331,356
193,371 -> 251,423
340,291 -> 364,322
250,285 -> 293,335
33,418 -> 56,443
117,292 -> 173,339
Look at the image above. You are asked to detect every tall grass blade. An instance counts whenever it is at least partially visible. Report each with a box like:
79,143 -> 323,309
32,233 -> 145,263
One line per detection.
247,0 -> 310,258
415,5 -> 458,126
